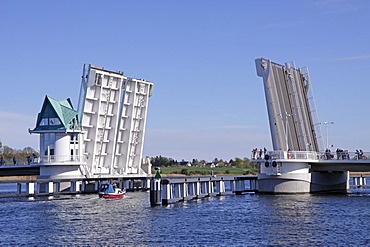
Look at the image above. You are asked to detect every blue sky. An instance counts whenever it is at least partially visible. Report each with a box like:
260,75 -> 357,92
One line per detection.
1,0 -> 370,161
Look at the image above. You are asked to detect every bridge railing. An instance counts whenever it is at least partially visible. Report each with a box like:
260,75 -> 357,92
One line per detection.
252,150 -> 370,161
319,150 -> 370,161
0,155 -> 84,166
39,155 -> 83,163
253,151 -> 320,161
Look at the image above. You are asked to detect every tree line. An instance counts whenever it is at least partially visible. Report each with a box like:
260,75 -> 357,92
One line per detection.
0,141 -> 39,162
150,155 -> 257,169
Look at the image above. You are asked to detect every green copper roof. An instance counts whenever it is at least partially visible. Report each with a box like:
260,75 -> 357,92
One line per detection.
32,96 -> 80,132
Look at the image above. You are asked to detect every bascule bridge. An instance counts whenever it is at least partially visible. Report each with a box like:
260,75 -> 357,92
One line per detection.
77,65 -> 153,177
255,58 -> 370,193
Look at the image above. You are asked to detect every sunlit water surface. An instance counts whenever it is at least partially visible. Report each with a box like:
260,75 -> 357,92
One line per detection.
1,186 -> 370,246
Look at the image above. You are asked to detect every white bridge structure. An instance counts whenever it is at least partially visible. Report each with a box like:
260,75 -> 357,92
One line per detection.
30,64 -> 153,179
255,58 -> 370,193
78,65 -> 153,177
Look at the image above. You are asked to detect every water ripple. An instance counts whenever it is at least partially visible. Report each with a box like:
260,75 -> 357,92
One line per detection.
1,191 -> 370,245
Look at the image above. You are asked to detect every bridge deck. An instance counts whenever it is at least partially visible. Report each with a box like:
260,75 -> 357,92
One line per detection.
311,160 -> 370,172
0,165 -> 40,176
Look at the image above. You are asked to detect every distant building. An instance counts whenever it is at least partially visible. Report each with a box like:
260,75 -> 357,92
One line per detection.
178,160 -> 191,166
206,162 -> 215,168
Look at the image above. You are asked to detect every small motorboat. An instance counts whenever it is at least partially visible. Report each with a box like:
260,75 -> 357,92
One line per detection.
98,183 -> 125,199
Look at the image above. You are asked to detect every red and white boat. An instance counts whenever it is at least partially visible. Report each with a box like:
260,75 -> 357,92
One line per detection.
98,183 -> 126,199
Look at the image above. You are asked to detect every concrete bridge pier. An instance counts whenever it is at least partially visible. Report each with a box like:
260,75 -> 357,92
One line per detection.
234,179 -> 245,195
161,182 -> 171,205
26,183 -> 35,195
215,180 -> 226,195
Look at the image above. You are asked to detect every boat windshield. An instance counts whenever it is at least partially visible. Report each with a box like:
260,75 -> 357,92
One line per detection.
100,184 -> 115,193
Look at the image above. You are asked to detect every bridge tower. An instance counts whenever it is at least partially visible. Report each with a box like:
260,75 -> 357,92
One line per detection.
29,96 -> 86,178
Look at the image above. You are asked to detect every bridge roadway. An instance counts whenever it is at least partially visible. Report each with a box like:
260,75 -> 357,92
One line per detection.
3,151 -> 370,178
311,159 -> 370,173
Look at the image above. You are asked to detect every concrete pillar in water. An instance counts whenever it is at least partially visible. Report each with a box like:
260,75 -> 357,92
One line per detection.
48,182 -> 54,194
70,181 -> 76,192
17,183 -> 22,194
37,183 -> 41,194
55,182 -> 61,193
183,182 -> 188,199
81,181 -> 86,192
94,181 -> 100,191
234,179 -> 244,195
124,180 -> 130,190
218,180 -> 225,195
208,180 -> 212,196
75,181 -> 81,192
196,181 -> 200,198
150,168 -> 162,206
141,179 -> 148,190
27,182 -> 35,195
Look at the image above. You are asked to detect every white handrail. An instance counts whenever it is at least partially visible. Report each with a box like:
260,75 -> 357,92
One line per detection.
252,150 -> 370,161
39,155 -> 83,163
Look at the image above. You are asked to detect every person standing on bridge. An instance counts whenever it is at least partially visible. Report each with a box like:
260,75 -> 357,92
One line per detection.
13,156 -> 17,165
0,156 -> 4,166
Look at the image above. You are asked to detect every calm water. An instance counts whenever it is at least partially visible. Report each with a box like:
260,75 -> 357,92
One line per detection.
1,188 -> 370,246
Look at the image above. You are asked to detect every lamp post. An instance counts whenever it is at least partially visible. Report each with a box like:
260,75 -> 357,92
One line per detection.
321,121 -> 334,150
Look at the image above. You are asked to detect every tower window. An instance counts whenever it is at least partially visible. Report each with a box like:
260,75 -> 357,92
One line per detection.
40,118 -> 48,126
49,118 -> 61,125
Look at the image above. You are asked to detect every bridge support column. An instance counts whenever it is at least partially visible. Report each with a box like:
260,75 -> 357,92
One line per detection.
146,178 -> 151,189
17,183 -> 22,194
128,180 -> 135,191
76,181 -> 81,192
27,182 -> 35,195
250,179 -> 258,191
162,183 -> 171,206
94,181 -> 100,191
81,181 -> 86,192
183,182 -> 188,200
196,181 -> 200,198
124,180 -> 130,190
140,179 -> 148,190
55,182 -> 60,193
176,184 -> 182,198
48,182 -> 54,194
70,181 -> 75,192
207,180 -> 212,196
234,179 -> 244,195
218,180 -> 225,195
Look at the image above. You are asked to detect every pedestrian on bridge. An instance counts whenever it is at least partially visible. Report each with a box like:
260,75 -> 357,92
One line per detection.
0,156 -> 4,166
13,157 -> 17,165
